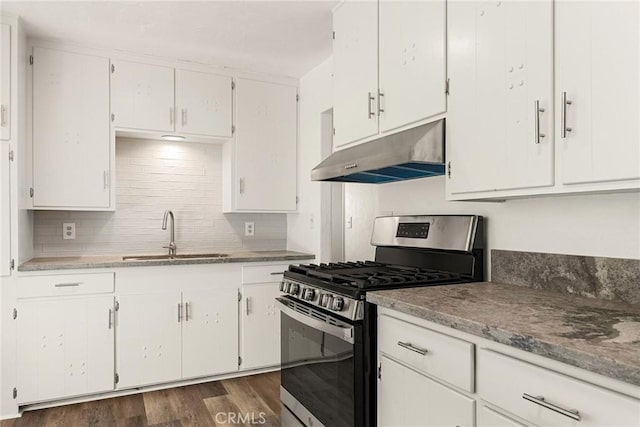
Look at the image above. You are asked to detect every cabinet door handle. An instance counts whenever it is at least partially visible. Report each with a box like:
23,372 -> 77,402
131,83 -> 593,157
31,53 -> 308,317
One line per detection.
0,104 -> 6,127
522,393 -> 581,421
181,108 -> 187,127
377,91 -> 385,116
561,91 -> 573,138
185,302 -> 190,322
178,303 -> 182,323
239,177 -> 245,194
246,297 -> 250,316
103,170 -> 110,189
270,271 -> 286,275
397,341 -> 428,355
367,92 -> 375,119
534,100 -> 545,144
54,282 -> 81,287
170,107 -> 174,126
108,308 -> 113,329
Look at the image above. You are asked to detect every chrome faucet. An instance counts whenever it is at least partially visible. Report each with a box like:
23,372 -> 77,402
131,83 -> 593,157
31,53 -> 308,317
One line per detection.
162,210 -> 177,256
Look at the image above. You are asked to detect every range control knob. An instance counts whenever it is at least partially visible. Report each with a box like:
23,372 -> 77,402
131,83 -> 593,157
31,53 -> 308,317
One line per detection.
331,297 -> 344,311
289,283 -> 300,295
320,294 -> 333,308
281,282 -> 290,293
303,288 -> 316,301
279,282 -> 287,292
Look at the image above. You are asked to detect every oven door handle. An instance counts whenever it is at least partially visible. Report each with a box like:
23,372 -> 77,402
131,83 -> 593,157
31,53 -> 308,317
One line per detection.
276,297 -> 355,344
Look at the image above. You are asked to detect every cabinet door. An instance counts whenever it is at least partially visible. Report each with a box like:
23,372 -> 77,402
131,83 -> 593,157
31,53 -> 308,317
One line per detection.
32,47 -> 111,208
235,78 -> 297,211
0,144 -> 9,277
332,0 -> 379,148
182,288 -> 239,379
557,0 -> 640,185
379,0 -> 446,133
175,69 -> 232,138
1,23 -> 10,141
378,356 -> 475,427
116,292 -> 182,388
241,283 -> 281,370
447,1 -> 554,194
477,405 -> 526,427
111,60 -> 174,132
16,296 -> 115,404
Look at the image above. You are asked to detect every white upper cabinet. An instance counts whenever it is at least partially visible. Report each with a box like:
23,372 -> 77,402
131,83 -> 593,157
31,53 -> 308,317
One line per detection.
378,0 -> 446,134
175,69 -> 233,138
332,0 -> 447,150
447,0 -> 554,195
332,1 -> 379,149
32,47 -> 112,209
1,23 -> 10,141
229,78 -> 297,212
111,60 -> 174,132
557,0 -> 640,185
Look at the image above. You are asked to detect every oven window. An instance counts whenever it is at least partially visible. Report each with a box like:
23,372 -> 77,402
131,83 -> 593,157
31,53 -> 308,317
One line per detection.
281,311 -> 355,426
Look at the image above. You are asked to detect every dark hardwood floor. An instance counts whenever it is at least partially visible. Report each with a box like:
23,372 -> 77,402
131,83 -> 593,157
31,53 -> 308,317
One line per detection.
0,372 -> 281,427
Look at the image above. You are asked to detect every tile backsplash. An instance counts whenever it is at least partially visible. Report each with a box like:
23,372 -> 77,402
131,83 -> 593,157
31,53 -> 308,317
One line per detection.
33,138 -> 287,257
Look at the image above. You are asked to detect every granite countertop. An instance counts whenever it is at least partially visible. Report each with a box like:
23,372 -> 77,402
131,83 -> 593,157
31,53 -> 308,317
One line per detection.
18,250 -> 315,272
367,282 -> 640,386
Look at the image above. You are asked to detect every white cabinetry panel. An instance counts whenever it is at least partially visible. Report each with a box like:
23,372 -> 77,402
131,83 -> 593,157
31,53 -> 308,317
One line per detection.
16,295 -> 115,404
1,23 -> 10,140
116,292 -> 182,388
0,144 -> 9,276
111,60 -> 174,132
175,69 -> 232,138
32,47 -> 111,209
241,283 -> 281,370
182,288 -> 238,379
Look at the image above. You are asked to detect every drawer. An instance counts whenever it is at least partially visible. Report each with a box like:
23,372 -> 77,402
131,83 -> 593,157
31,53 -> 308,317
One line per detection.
16,273 -> 115,298
242,264 -> 290,284
378,314 -> 475,392
478,349 -> 640,426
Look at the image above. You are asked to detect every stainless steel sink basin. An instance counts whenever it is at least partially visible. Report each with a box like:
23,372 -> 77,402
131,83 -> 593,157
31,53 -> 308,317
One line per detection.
122,253 -> 229,261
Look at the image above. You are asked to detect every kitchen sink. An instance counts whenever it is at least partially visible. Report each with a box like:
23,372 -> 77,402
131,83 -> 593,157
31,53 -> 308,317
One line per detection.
122,253 -> 229,261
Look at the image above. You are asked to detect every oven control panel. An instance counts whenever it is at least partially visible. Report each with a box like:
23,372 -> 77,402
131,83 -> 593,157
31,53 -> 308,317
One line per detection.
279,279 -> 363,321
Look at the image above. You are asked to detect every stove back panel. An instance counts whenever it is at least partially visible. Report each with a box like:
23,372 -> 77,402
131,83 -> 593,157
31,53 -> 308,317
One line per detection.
374,247 -> 483,281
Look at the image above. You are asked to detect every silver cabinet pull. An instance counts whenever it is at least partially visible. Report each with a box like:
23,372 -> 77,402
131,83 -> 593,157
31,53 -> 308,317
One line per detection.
378,91 -> 385,116
397,341 -> 428,355
170,107 -> 174,126
239,177 -> 245,194
0,104 -> 6,127
270,271 -> 286,275
535,100 -> 545,144
108,308 -> 113,329
178,303 -> 182,323
522,393 -> 581,421
246,297 -> 250,315
185,302 -> 190,322
181,108 -> 187,127
103,170 -> 109,189
54,282 -> 81,287
561,91 -> 573,138
367,92 -> 375,119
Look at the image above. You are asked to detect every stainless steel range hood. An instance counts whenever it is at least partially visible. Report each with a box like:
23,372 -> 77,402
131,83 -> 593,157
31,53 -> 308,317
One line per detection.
311,119 -> 445,183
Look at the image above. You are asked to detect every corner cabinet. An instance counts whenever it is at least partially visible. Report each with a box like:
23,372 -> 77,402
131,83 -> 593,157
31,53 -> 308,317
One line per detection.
332,0 -> 446,150
223,78 -> 297,213
446,0 -> 640,200
31,47 -> 114,210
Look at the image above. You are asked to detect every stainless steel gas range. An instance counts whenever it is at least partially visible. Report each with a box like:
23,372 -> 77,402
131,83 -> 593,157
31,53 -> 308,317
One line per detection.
277,215 -> 485,427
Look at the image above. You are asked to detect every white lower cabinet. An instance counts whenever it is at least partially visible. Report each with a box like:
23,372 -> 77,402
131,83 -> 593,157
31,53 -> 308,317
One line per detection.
378,355 -> 475,427
16,295 -> 115,404
477,405 -> 526,427
241,283 -> 281,370
182,288 -> 238,379
116,291 -> 183,388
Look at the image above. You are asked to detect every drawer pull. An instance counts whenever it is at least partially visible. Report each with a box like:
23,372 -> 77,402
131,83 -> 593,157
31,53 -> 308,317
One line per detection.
270,271 -> 286,275
522,393 -> 581,421
54,282 -> 81,287
397,341 -> 428,355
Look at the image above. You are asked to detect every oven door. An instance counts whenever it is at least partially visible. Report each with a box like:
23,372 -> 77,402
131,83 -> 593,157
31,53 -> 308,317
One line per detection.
277,296 -> 360,427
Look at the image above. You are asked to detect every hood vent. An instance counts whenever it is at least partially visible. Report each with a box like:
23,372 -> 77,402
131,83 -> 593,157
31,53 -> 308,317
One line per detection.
311,120 -> 445,184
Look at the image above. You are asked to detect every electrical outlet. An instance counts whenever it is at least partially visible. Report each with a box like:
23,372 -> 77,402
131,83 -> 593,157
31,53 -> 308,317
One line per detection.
244,222 -> 255,237
63,223 -> 76,240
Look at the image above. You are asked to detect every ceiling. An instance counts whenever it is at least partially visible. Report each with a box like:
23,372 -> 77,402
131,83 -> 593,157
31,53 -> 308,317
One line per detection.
0,1 -> 337,78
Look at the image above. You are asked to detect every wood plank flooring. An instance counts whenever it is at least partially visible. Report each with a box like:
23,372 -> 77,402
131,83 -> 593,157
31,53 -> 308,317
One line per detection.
1,372 -> 281,427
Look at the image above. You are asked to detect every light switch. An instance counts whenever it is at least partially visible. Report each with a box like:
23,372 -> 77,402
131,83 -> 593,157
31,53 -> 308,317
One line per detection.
63,223 -> 76,240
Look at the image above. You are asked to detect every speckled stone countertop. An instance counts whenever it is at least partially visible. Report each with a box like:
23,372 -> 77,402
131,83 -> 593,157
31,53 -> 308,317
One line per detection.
18,250 -> 315,272
367,282 -> 640,386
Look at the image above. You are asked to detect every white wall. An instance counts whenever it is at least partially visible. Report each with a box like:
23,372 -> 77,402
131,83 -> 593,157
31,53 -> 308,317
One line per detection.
287,57 -> 333,260
344,184 -> 378,260
32,138 -> 287,257
366,177 -> 640,267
